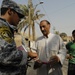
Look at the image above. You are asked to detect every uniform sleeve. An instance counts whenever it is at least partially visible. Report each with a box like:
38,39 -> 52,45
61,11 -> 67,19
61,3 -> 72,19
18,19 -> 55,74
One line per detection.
0,38 -> 28,66
0,26 -> 28,66
57,36 -> 67,65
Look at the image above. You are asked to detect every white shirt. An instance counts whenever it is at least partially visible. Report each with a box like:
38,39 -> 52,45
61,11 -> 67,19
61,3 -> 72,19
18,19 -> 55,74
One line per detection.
31,33 -> 66,64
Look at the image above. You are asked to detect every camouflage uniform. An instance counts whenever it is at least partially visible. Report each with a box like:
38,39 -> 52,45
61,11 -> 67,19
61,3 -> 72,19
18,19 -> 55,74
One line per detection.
0,0 -> 27,75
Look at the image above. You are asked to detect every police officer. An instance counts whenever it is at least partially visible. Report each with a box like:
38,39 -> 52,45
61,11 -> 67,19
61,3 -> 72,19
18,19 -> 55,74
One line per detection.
0,0 -> 27,75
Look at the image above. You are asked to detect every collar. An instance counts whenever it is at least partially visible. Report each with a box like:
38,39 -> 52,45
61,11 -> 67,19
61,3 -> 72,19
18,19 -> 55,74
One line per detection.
43,33 -> 51,38
0,18 -> 6,22
0,17 -> 17,32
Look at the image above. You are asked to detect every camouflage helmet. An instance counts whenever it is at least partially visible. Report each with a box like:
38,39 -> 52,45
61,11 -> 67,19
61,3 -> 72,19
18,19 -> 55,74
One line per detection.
1,0 -> 25,18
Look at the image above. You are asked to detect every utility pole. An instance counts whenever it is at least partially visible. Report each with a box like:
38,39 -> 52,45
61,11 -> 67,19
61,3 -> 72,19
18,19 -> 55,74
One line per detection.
32,1 -> 43,41
28,0 -> 32,48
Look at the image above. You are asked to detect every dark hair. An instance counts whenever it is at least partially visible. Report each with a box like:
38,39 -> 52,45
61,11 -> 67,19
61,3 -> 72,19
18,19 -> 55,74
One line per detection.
1,8 -> 17,16
40,20 -> 51,25
1,8 -> 8,15
72,30 -> 75,34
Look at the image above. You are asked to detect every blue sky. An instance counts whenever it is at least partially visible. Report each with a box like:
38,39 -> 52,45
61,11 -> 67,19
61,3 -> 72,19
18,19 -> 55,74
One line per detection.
0,0 -> 75,36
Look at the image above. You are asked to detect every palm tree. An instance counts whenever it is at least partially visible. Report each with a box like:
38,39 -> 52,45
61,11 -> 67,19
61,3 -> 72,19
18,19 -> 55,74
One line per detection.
17,0 -> 44,41
17,4 -> 29,31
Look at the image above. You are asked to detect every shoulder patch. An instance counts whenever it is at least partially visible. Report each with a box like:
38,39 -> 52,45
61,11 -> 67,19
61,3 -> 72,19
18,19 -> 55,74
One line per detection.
0,26 -> 14,43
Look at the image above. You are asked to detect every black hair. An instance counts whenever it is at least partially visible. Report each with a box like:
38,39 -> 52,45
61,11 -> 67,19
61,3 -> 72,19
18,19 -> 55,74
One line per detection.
40,20 -> 51,25
1,8 -> 8,15
1,8 -> 23,19
1,8 -> 16,15
72,30 -> 75,34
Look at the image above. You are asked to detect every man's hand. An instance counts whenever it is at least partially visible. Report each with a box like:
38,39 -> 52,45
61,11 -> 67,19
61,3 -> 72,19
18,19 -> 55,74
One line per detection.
66,54 -> 73,59
28,51 -> 37,58
49,56 -> 60,67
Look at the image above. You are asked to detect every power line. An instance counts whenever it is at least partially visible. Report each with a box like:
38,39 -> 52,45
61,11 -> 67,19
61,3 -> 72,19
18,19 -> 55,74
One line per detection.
38,0 -> 51,21
49,2 -> 75,15
38,0 -> 56,33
